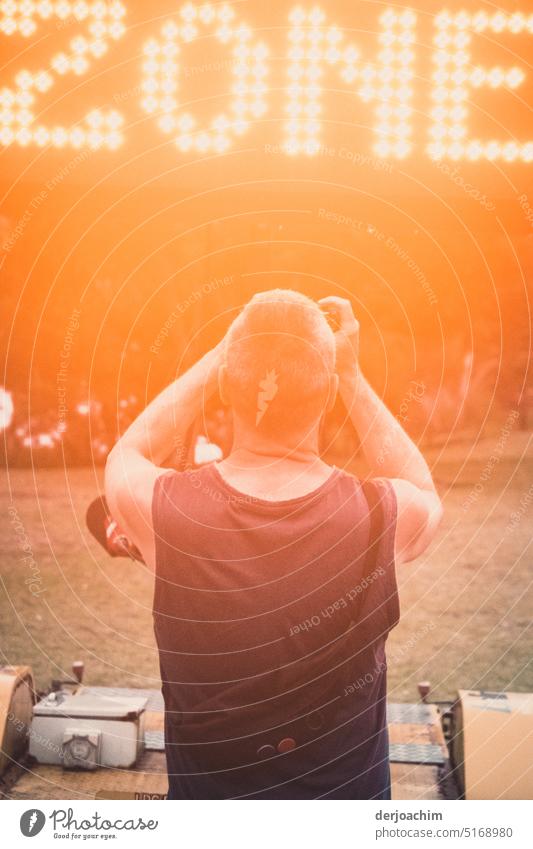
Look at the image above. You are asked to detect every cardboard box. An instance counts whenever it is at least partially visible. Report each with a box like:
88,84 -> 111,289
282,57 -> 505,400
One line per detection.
452,690 -> 533,799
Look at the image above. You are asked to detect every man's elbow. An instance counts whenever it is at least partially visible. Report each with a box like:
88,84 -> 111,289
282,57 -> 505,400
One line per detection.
416,494 -> 444,558
428,493 -> 444,535
104,447 -> 116,490
401,493 -> 444,564
104,448 -> 126,517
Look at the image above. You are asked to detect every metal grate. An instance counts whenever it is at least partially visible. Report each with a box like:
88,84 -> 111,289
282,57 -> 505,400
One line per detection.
387,702 -> 434,724
389,743 -> 445,765
144,730 -> 165,751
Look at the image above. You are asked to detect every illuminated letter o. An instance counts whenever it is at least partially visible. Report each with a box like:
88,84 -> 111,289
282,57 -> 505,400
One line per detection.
141,3 -> 269,153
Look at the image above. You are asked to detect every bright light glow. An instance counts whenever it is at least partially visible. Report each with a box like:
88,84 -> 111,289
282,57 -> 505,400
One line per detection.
428,11 -> 533,161
0,1 -> 126,148
141,3 -> 269,153
0,388 -> 14,431
283,7 -> 416,157
1,4 -> 532,159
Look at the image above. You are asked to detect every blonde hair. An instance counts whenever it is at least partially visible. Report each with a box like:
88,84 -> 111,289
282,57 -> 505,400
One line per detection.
224,289 -> 335,436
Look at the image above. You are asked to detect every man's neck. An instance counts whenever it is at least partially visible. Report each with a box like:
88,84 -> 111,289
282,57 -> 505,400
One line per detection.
226,423 -> 322,468
213,420 -> 336,501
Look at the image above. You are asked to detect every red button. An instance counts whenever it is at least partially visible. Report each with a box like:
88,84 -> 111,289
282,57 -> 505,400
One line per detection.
277,737 -> 296,754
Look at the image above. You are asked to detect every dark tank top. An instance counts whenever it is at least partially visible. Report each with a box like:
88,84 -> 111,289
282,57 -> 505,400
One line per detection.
152,463 -> 399,799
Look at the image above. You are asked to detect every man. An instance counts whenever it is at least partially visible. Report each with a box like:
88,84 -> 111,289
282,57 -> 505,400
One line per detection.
105,291 -> 443,799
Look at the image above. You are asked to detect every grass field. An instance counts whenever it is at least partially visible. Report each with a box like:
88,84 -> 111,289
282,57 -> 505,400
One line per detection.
1,431 -> 532,702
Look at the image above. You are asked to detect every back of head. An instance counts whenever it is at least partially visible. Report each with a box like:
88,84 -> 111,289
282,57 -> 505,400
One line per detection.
224,289 -> 336,439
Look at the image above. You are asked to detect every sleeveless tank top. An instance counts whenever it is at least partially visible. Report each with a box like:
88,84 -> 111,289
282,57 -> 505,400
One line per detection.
152,463 -> 399,799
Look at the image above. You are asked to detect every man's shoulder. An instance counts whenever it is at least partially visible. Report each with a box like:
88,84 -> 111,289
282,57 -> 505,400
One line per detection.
152,463 -> 217,504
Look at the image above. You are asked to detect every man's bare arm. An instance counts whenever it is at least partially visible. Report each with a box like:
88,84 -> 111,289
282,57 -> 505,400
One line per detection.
319,296 -> 443,564
104,343 -> 222,569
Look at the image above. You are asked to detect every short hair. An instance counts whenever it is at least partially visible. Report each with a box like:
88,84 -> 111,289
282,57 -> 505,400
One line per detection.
224,289 -> 336,437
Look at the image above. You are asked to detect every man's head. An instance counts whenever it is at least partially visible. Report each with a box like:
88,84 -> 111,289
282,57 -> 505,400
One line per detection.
219,289 -> 338,442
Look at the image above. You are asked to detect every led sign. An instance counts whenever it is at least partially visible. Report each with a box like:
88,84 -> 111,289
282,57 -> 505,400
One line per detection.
0,3 -> 532,160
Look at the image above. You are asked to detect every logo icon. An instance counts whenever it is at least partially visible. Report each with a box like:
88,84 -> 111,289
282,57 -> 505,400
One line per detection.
256,369 -> 279,425
20,809 -> 46,837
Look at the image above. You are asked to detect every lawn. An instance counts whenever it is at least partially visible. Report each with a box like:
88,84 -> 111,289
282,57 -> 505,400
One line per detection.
1,431 -> 532,702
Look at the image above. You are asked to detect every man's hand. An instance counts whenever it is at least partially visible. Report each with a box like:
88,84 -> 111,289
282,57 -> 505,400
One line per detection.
318,296 -> 360,379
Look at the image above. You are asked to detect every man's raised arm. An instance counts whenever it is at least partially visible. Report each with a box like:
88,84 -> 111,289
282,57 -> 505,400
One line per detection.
104,343 -> 223,569
319,296 -> 443,564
